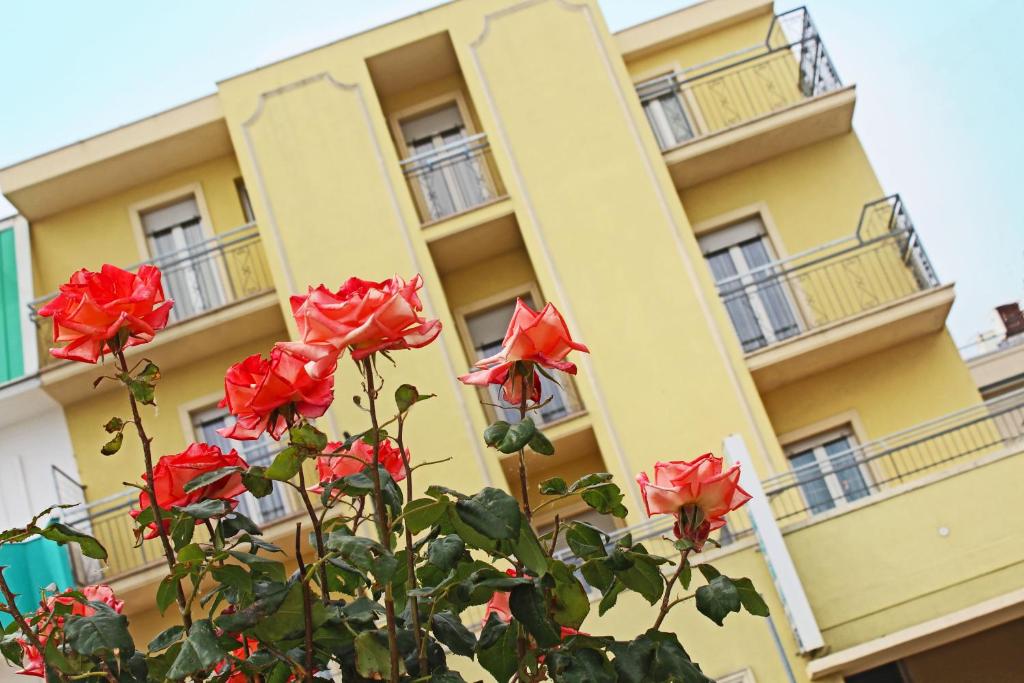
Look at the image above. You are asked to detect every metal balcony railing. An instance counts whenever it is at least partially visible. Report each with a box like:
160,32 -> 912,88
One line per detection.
764,389 -> 1024,524
636,7 -> 842,150
714,195 -> 940,353
400,133 -> 505,224
28,223 -> 273,367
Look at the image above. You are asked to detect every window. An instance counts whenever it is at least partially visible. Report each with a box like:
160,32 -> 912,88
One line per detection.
400,103 -> 491,220
464,294 -> 580,426
638,76 -> 694,149
141,196 -> 224,321
786,427 -> 871,515
234,178 -> 255,224
192,407 -> 292,525
699,217 -> 802,352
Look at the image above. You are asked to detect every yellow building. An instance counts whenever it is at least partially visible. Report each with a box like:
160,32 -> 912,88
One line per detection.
1,1 -> 1022,681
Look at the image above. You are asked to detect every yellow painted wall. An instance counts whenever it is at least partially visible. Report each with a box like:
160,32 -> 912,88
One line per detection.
30,155 -> 247,296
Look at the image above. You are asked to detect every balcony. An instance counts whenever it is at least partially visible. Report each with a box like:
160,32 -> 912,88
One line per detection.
636,8 -> 854,187
765,389 -> 1024,526
712,196 -> 953,391
29,223 -> 275,369
399,133 -> 507,225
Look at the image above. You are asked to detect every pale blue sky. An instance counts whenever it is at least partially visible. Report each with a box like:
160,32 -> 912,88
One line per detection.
1,1 -> 1020,345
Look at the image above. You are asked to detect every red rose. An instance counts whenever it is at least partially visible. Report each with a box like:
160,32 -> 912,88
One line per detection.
37,264 -> 173,363
458,299 -> 588,403
636,454 -> 751,550
131,443 -> 248,537
14,642 -> 43,677
218,347 -> 335,441
309,440 -> 407,494
280,275 -> 441,378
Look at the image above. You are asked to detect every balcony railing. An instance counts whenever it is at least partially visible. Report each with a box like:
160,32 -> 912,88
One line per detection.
765,389 -> 1024,524
715,195 -> 940,353
29,223 -> 273,367
400,133 -> 505,224
59,458 -> 301,584
636,7 -> 842,150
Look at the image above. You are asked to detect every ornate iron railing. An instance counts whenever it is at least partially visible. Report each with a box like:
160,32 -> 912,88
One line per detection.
764,389 -> 1024,524
636,7 -> 842,150
400,133 -> 505,224
713,195 -> 940,353
28,223 -> 273,367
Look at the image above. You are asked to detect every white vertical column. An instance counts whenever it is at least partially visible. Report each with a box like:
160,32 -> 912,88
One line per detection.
725,433 -> 825,652
13,215 -> 38,375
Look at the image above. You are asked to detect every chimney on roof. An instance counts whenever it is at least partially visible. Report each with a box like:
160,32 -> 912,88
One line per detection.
996,303 -> 1024,339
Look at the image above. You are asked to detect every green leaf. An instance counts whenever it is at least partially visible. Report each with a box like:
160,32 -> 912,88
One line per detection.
483,421 -> 510,448
104,417 -> 125,433
512,519 -> 549,575
156,576 -> 179,616
528,430 -> 555,456
732,577 -> 770,617
100,432 -> 123,455
547,648 -> 616,683
598,578 -> 625,616
697,564 -> 720,582
581,483 -> 628,518
174,499 -> 229,519
539,477 -> 568,496
617,555 -> 664,604
241,466 -> 273,498
148,625 -> 184,653
39,523 -> 107,560
395,384 -> 434,412
610,629 -> 711,683
137,361 -> 161,382
427,535 -> 465,572
215,581 -> 290,633
455,487 -> 521,540
265,446 -> 302,481
289,423 -> 327,451
403,498 -> 448,534
695,575 -> 741,626
509,583 -> 560,647
355,630 -> 404,679
226,551 -> 286,583
64,606 -> 134,657
126,378 -> 155,406
565,522 -> 608,560
431,611 -> 476,657
549,561 -> 589,629
166,619 -> 226,680
183,466 -> 243,493
496,418 -> 536,454
253,582 -> 327,642
568,473 -> 613,492
477,615 -> 518,683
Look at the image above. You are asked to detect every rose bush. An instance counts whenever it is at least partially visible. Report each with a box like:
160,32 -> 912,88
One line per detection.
1,264 -> 765,683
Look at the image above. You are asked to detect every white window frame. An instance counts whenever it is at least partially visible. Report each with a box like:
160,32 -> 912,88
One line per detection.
699,217 -> 804,351
785,426 -> 874,512
642,90 -> 693,149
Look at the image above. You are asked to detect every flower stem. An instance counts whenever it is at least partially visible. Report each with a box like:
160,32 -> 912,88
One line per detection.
396,414 -> 429,677
652,548 -> 692,630
515,366 -> 532,682
113,349 -> 192,631
0,567 -> 46,658
295,466 -> 329,603
295,524 -> 315,682
361,356 -> 401,683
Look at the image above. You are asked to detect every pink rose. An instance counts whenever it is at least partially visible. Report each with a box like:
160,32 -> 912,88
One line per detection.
636,454 -> 751,550
37,264 -> 173,363
281,275 -> 441,377
458,299 -> 588,404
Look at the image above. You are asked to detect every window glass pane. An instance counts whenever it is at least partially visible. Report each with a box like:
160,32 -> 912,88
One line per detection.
740,239 -> 800,341
656,93 -> 693,144
823,437 -> 870,503
440,129 -> 489,210
706,250 -> 766,351
789,449 -> 835,514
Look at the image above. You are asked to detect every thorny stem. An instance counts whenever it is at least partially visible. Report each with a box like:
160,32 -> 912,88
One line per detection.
295,466 -> 330,603
653,548 -> 692,630
396,414 -> 429,677
113,349 -> 192,631
0,567 -> 46,658
547,515 -> 561,558
295,524 -> 315,682
361,356 -> 401,683
515,365 -> 532,682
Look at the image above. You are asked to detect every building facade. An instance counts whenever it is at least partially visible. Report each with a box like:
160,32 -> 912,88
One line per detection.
0,1 -> 1021,680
